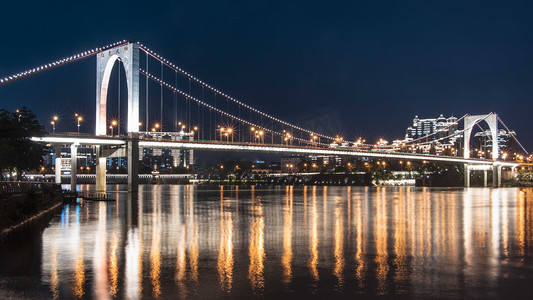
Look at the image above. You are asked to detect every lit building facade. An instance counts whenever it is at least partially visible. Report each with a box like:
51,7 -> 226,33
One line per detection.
404,114 -> 460,155
139,130 -> 194,170
405,114 -> 459,144
473,129 -> 516,158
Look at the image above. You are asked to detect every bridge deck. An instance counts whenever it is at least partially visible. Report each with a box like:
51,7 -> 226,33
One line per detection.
31,135 -> 522,167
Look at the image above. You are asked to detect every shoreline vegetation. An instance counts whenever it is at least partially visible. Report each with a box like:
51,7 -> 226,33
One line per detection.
0,183 -> 63,238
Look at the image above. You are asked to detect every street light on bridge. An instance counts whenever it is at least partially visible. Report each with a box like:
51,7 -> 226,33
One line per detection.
258,130 -> 264,143
50,115 -> 58,134
193,126 -> 199,140
75,114 -> 83,135
110,120 -> 117,136
250,126 -> 255,142
227,128 -> 233,142
219,127 -> 225,141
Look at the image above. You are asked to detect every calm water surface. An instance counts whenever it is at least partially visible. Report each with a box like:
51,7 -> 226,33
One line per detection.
1,185 -> 533,299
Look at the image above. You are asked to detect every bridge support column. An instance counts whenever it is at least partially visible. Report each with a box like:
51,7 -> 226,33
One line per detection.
95,146 -> 107,192
54,145 -> 62,184
127,137 -> 139,193
493,165 -> 502,188
70,144 -> 78,191
498,166 -> 502,187
464,165 -> 470,187
483,170 -> 488,187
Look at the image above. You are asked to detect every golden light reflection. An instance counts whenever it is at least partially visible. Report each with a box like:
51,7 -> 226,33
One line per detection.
347,186 -> 351,234
502,193 -> 509,257
94,204 -> 109,299
73,243 -> 85,299
109,233 -> 119,297
354,191 -> 366,288
50,244 -> 59,299
309,186 -> 319,285
151,196 -> 162,298
138,196 -> 144,297
248,194 -> 265,293
333,201 -> 344,291
187,185 -> 199,291
323,186 -> 328,240
175,225 -> 187,298
517,190 -> 526,256
282,186 -> 293,286
235,185 -> 239,212
303,186 -> 308,223
393,188 -> 407,286
217,210 -> 234,293
172,186 -> 187,298
375,187 -> 388,295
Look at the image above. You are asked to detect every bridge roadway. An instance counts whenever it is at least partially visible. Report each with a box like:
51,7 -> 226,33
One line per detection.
31,135 -> 523,191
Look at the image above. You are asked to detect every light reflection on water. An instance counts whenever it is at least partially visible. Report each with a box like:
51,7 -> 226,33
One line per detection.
1,185 -> 533,298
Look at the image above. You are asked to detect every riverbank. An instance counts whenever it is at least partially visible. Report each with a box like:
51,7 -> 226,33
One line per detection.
207,173 -> 373,186
0,183 -> 64,238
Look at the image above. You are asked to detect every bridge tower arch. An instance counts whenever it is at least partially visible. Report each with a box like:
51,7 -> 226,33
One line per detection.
96,42 -> 140,136
463,114 -> 498,160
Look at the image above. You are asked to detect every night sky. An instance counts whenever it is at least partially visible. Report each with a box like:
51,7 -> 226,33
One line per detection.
2,1 -> 533,149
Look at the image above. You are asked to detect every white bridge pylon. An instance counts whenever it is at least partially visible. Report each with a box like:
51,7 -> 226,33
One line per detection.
96,43 -> 139,136
463,113 -> 498,160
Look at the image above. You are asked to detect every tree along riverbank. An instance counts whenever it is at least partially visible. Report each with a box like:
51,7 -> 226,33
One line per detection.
0,182 -> 63,237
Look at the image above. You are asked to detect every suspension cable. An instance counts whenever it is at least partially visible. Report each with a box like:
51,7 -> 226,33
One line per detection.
497,117 -> 529,154
137,43 -> 333,141
140,69 -> 326,146
145,51 -> 149,131
0,40 -> 128,86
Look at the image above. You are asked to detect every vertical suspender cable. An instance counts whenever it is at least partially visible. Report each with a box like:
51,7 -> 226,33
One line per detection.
209,92 -> 212,140
160,61 -> 163,130
188,78 -> 191,131
202,86 -> 205,140
145,52 -> 149,131
214,93 -> 217,130
197,101 -> 200,136
226,98 -> 229,128
174,70 -> 178,131
118,60 -> 121,135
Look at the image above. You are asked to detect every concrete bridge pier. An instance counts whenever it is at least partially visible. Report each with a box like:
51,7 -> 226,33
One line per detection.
493,165 -> 502,188
70,144 -> 78,191
127,136 -> 139,193
54,145 -> 62,184
464,164 -> 470,187
95,145 -> 107,192
483,170 -> 488,187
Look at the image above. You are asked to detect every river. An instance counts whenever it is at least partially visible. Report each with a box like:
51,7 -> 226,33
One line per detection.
1,185 -> 532,299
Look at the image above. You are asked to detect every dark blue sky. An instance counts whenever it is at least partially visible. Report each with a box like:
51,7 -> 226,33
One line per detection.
2,1 -> 533,148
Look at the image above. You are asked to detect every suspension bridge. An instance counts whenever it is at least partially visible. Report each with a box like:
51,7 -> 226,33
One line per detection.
1,40 -> 529,192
